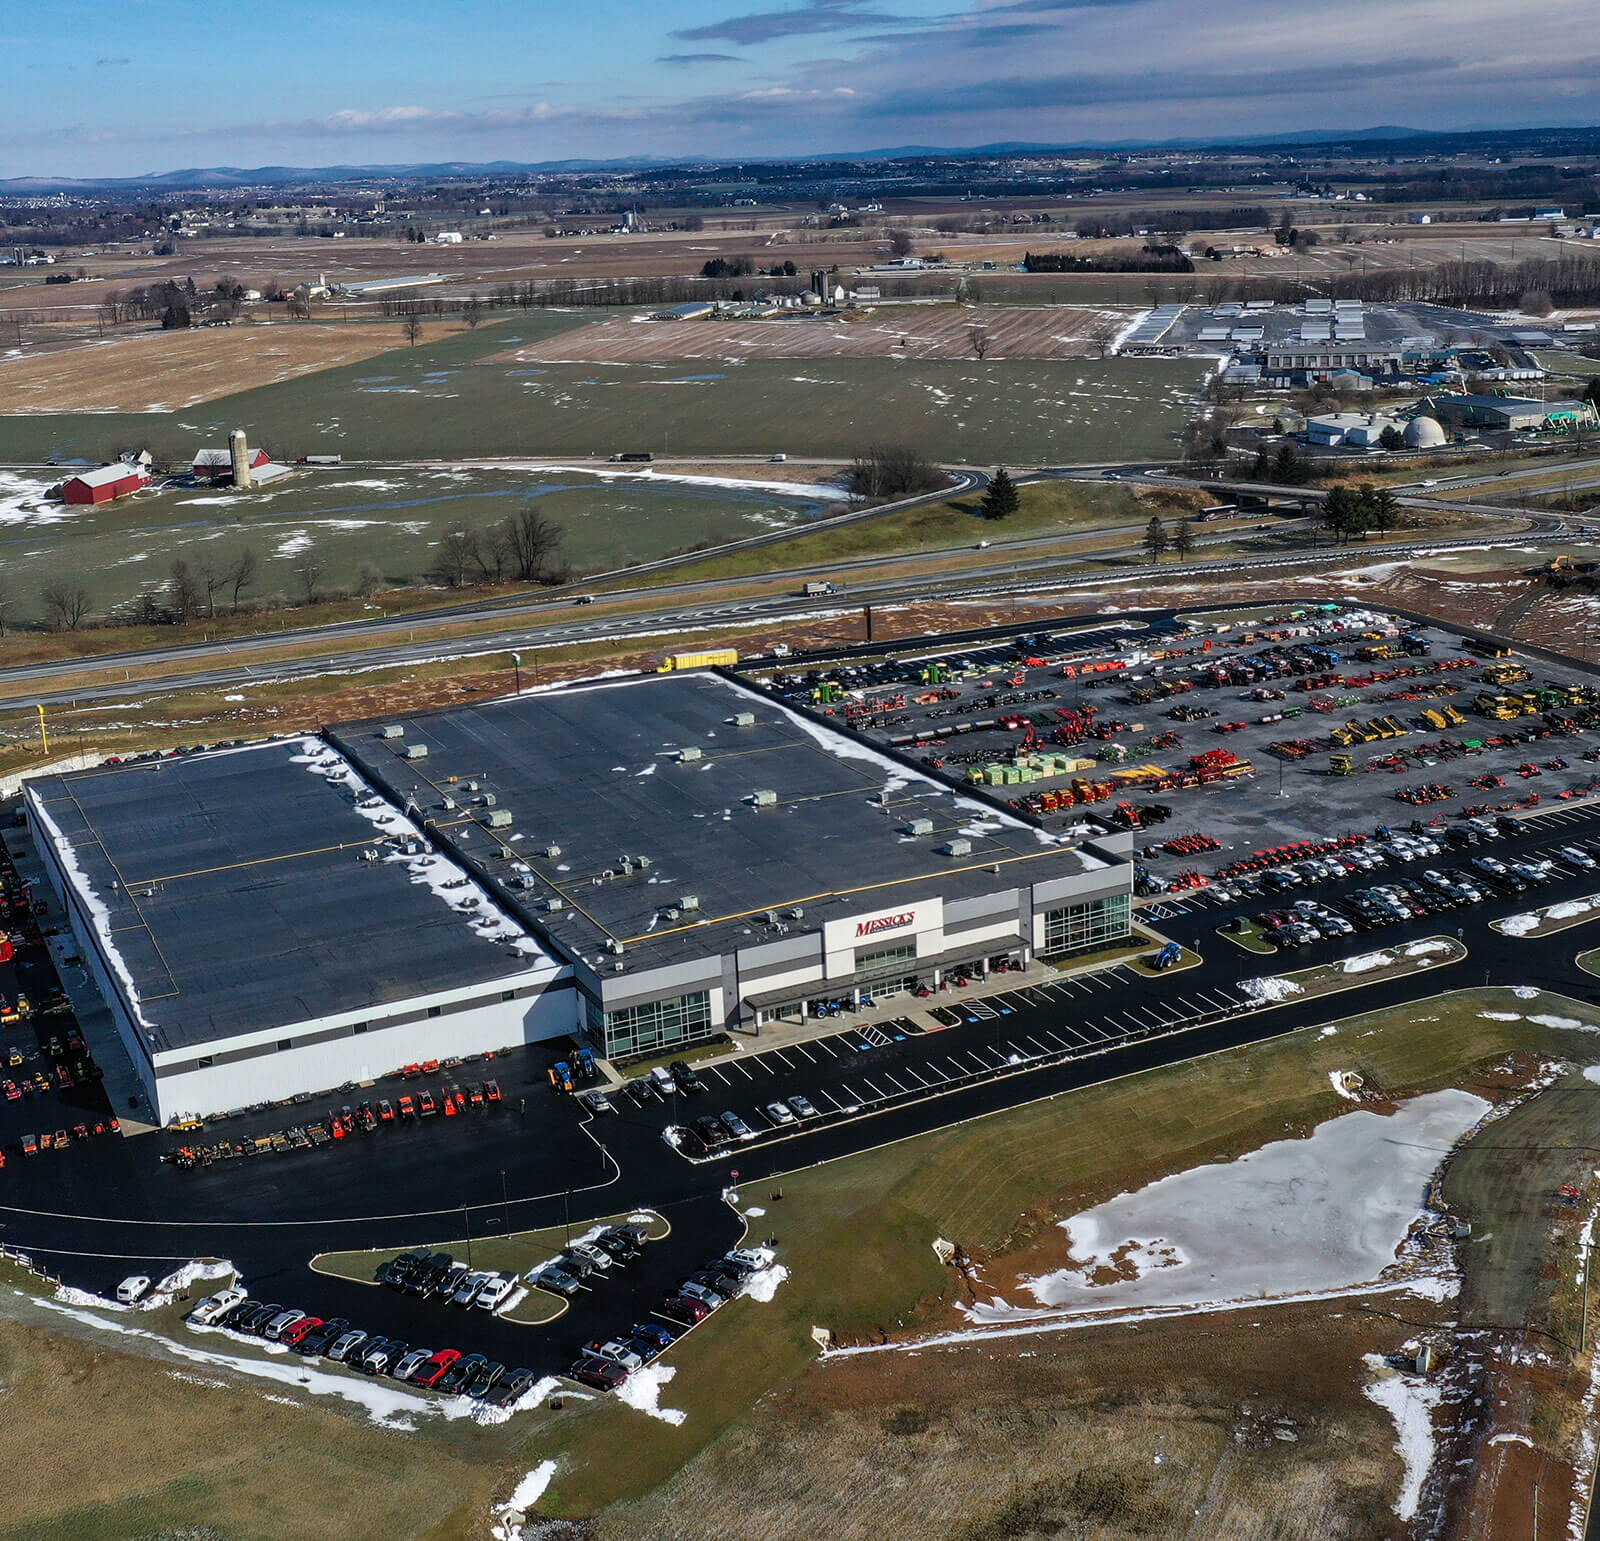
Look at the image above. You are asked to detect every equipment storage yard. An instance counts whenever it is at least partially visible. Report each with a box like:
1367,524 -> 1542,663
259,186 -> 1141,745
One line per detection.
742,605 -> 1600,891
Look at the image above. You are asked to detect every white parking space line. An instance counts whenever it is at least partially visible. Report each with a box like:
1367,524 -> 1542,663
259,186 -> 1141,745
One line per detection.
899,1065 -> 929,1087
768,1049 -> 796,1070
725,1061 -> 755,1081
860,1077 -> 889,1099
880,1071 -> 909,1092
1024,1034 -> 1055,1054
789,1043 -> 818,1064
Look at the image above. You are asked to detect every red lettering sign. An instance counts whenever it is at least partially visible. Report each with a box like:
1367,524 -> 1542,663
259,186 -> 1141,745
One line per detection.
855,912 -> 914,939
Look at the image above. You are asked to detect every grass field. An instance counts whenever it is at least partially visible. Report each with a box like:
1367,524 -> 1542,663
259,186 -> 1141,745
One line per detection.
639,478 -> 1181,586
527,986 -> 1600,1518
0,461 -> 837,619
0,318 -> 469,413
0,313 -> 1208,467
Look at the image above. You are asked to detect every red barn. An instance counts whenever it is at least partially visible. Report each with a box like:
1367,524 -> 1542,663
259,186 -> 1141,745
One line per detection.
60,464 -> 151,505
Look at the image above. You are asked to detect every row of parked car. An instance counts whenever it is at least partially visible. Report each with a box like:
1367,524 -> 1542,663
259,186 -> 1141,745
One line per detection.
566,1246 -> 773,1391
678,1097 -> 824,1155
374,1248 -> 517,1312
528,1222 -> 652,1300
185,1281 -> 540,1405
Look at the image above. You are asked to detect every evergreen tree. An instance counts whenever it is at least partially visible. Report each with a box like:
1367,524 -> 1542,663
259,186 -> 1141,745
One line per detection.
1143,514 -> 1168,563
1322,485 -> 1357,543
981,466 -> 1020,521
1172,517 -> 1195,560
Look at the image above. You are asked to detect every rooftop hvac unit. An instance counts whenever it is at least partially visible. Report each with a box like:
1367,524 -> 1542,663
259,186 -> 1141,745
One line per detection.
749,789 -> 778,807
539,843 -> 561,859
678,746 -> 703,762
635,854 -> 652,870
941,838 -> 972,857
401,744 -> 428,760
379,724 -> 404,739
666,907 -> 682,921
679,894 -> 701,912
904,817 -> 934,836
465,780 -> 481,793
762,910 -> 779,925
478,793 -> 497,808
606,939 -> 624,955
731,711 -> 756,726
357,848 -> 379,863
788,907 -> 804,920
542,897 -> 563,912
484,810 -> 514,828
439,797 -> 456,811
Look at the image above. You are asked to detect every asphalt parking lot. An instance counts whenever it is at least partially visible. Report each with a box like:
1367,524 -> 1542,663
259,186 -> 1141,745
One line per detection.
752,608 -> 1600,854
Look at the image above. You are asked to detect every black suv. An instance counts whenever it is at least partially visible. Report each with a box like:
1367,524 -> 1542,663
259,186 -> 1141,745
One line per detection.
670,1060 -> 704,1094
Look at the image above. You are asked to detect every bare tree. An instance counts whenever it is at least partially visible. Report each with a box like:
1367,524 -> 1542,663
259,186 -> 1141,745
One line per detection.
291,554 -> 324,604
474,521 -> 514,585
195,553 -> 227,618
40,582 -> 92,632
226,547 -> 258,613
968,323 -> 990,360
887,228 -> 915,260
503,505 -> 567,583
355,561 -> 384,598
435,522 -> 477,587
167,558 -> 201,624
843,445 -> 946,502
0,576 -> 12,636
462,294 -> 483,330
403,315 -> 424,346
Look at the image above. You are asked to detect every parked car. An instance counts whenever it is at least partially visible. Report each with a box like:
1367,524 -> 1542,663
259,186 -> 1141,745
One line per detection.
569,1355 -> 627,1391
581,1089 -> 614,1114
719,1111 -> 756,1142
787,1095 -> 821,1120
360,1338 -> 407,1375
534,1265 -> 582,1298
281,1315 -> 324,1348
660,1294 -> 710,1326
327,1329 -> 369,1363
297,1317 -> 350,1356
648,1066 -> 678,1095
1560,845 -> 1597,870
434,1263 -> 471,1300
692,1114 -> 730,1148
393,1347 -> 434,1381
468,1360 -> 505,1398
631,1322 -> 676,1350
678,1281 -> 726,1309
452,1271 -> 491,1307
437,1354 -> 486,1395
487,1368 -> 539,1407
594,1232 -> 641,1263
570,1241 -> 614,1273
764,1101 -> 797,1126
669,1060 -> 704,1093
263,1310 -> 308,1341
476,1274 -> 517,1312
411,1348 -> 462,1388
586,1339 -> 644,1371
115,1275 -> 152,1305
188,1286 -> 248,1326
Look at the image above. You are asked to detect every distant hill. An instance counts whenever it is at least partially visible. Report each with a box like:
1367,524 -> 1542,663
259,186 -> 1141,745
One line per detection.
4,124 -> 1593,192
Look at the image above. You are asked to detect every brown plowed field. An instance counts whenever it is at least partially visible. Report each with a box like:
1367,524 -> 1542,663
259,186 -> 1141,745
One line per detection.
0,318 -> 461,413
501,304 -> 1127,364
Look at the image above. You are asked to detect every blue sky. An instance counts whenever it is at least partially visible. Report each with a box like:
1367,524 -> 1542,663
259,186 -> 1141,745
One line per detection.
6,0 -> 1599,177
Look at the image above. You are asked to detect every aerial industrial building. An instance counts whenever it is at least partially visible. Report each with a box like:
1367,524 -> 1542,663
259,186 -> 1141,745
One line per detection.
27,672 -> 1132,1120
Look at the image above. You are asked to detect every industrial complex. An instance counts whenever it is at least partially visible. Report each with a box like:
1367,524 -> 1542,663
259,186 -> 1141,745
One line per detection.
25,669 -> 1133,1119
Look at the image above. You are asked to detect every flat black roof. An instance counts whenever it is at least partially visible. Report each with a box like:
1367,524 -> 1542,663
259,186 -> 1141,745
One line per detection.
329,673 -> 1108,973
28,740 -> 553,1054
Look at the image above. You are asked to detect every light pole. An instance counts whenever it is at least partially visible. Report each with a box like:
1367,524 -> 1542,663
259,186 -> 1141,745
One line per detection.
510,652 -> 521,694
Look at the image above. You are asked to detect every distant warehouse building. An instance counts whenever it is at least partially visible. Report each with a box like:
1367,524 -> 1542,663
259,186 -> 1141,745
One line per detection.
59,463 -> 150,505
28,672 -> 1131,1119
1423,394 -> 1595,434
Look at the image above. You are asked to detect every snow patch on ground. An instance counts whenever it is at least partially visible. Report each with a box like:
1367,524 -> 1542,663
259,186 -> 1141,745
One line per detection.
1328,1070 -> 1360,1101
492,1460 -> 558,1537
616,1363 -> 687,1425
741,1263 -> 789,1303
1341,950 -> 1392,974
1499,914 -> 1540,936
1405,1274 -> 1460,1303
1362,1353 -> 1442,1521
1405,941 -> 1452,958
1017,1090 -> 1488,1314
1514,986 -> 1540,999
1240,975 -> 1303,1002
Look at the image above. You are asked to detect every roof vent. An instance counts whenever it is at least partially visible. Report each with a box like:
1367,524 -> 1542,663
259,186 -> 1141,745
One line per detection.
731,711 -> 756,726
666,907 -> 682,921
941,838 -> 972,857
788,907 -> 804,920
904,817 -> 934,837
484,810 -> 513,829
379,724 -> 404,739
439,796 -> 456,811
542,897 -> 563,912
465,780 -> 481,793
634,854 -> 652,870
678,746 -> 703,762
539,843 -> 561,859
401,743 -> 428,760
606,939 -> 624,955
679,894 -> 701,912
762,909 -> 779,925
478,792 -> 497,808
749,789 -> 778,807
